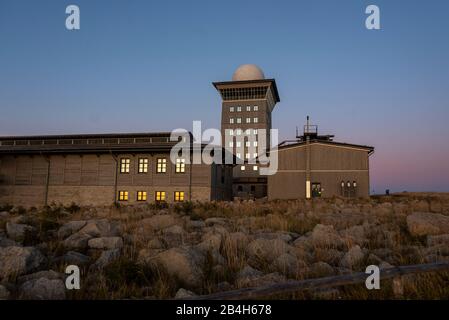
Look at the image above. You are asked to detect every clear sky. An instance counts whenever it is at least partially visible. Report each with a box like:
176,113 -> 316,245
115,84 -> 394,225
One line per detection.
1,0 -> 448,193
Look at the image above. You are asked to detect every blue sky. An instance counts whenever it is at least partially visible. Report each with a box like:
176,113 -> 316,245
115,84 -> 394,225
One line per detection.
1,0 -> 448,193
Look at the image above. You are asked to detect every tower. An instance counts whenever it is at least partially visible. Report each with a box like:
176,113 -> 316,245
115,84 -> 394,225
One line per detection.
213,64 -> 280,198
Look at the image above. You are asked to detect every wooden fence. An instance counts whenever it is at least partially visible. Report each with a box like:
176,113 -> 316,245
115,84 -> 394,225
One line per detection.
186,262 -> 449,300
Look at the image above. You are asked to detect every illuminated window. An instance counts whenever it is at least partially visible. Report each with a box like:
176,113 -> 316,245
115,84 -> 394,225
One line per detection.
240,165 -> 246,171
155,191 -> 166,201
353,181 -> 357,187
236,118 -> 241,124
157,158 -> 167,173
176,158 -> 186,173
253,165 -> 258,171
253,153 -> 258,159
253,117 -> 258,123
245,129 -> 251,135
229,129 -> 234,136
138,158 -> 148,173
118,191 -> 128,201
230,106 -> 234,112
253,141 -> 258,147
236,153 -> 241,159
174,191 -> 185,202
245,141 -> 250,147
229,141 -> 234,147
246,118 -> 251,123
137,191 -> 147,201
237,106 -> 241,112
253,129 -> 258,135
236,129 -> 242,135
245,153 -> 250,159
236,141 -> 241,148
230,118 -> 234,124
253,106 -> 259,111
120,158 -> 130,173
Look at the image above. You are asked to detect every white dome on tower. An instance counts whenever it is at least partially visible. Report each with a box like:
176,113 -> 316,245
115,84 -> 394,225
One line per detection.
232,64 -> 265,81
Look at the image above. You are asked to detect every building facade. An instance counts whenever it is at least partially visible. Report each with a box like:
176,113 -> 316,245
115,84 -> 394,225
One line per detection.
0,133 -> 233,207
213,64 -> 280,199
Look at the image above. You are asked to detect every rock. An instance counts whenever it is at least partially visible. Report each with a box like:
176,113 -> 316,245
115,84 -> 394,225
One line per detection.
153,247 -> 205,289
58,251 -> 90,266
147,238 -> 164,249
340,245 -> 364,269
0,237 -> 18,248
427,234 -> 449,246
57,221 -> 87,239
255,232 -> 293,243
18,270 -> 63,283
19,277 -> 66,300
63,232 -> 92,249
137,248 -> 163,264
6,223 -> 36,242
273,253 -> 302,276
187,220 -> 205,229
142,215 -> 176,230
161,225 -> 185,247
407,212 -> 449,236
340,225 -> 366,246
88,237 -> 123,250
91,249 -> 121,270
175,288 -> 196,299
224,232 -> 248,250
237,271 -> 286,288
0,284 -> 10,299
314,248 -> 344,266
197,233 -> 222,252
0,246 -> 46,279
246,238 -> 293,264
310,224 -> 345,249
309,262 -> 335,277
235,265 -> 263,287
205,218 -> 228,226
79,219 -> 120,237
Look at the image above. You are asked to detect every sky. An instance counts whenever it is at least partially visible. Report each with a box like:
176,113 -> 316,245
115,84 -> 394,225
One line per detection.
0,0 -> 448,193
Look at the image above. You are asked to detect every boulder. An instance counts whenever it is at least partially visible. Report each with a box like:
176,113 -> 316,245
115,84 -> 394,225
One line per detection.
407,212 -> 449,236
187,220 -> 205,229
246,238 -> 293,264
161,225 -> 185,247
18,270 -> 64,284
63,232 -> 92,249
57,221 -> 87,239
142,215 -> 176,230
340,245 -> 365,269
273,253 -> 303,277
79,219 -> 120,237
57,251 -> 90,266
19,277 -> 66,300
91,249 -> 121,270
427,234 -> 449,246
88,237 -> 123,250
205,217 -> 228,226
6,223 -> 36,242
235,265 -> 263,287
197,232 -> 222,252
153,247 -> 205,289
310,224 -> 345,248
0,246 -> 46,279
309,262 -> 335,277
0,237 -> 18,248
175,288 -> 196,299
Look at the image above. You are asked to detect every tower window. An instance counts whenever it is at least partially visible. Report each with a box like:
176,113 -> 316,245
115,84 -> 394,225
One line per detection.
253,117 -> 259,123
246,118 -> 251,123
253,141 -> 258,147
155,191 -> 166,201
118,191 -> 128,201
253,165 -> 258,171
174,191 -> 185,202
245,141 -> 250,147
236,129 -> 242,135
240,165 -> 246,171
246,106 -> 251,111
120,158 -> 130,173
253,105 -> 259,111
156,158 -> 167,173
245,153 -> 250,159
230,106 -> 234,112
175,158 -> 186,173
253,129 -> 258,135
237,106 -> 241,112
236,118 -> 242,124
229,141 -> 234,147
236,153 -> 241,159
236,141 -> 241,148
230,118 -> 234,124
138,158 -> 148,173
137,191 -> 147,201
229,129 -> 234,136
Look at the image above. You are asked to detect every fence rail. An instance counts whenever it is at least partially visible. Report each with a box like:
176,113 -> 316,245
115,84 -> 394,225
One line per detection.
186,262 -> 449,300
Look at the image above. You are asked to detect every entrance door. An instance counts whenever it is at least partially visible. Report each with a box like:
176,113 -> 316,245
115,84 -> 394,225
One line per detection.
312,183 -> 321,198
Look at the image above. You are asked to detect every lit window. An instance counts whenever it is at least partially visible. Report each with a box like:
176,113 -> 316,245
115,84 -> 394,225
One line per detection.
119,191 -> 128,201
156,191 -> 166,201
253,141 -> 258,147
246,118 -> 251,123
229,129 -> 234,136
245,141 -> 250,147
236,153 -> 241,159
230,106 -> 234,112
236,118 -> 241,124
157,158 -> 167,173
254,106 -> 259,111
237,106 -> 241,112
253,129 -> 258,135
253,165 -> 258,171
229,141 -> 234,147
240,165 -> 246,171
245,153 -> 250,159
120,158 -> 130,173
137,191 -> 147,201
245,129 -> 251,135
138,158 -> 148,173
176,158 -> 186,173
353,181 -> 357,187
236,129 -> 242,135
246,106 -> 251,111
236,141 -> 241,148
253,117 -> 258,123
253,153 -> 258,159
230,118 -> 234,124
347,181 -> 351,187
174,191 -> 185,202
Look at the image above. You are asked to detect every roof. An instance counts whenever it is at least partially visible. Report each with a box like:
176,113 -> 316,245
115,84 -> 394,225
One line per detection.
276,139 -> 375,154
212,79 -> 280,103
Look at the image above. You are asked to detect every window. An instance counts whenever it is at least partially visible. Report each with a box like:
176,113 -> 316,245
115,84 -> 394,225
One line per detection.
253,165 -> 258,171
236,118 -> 241,124
253,117 -> 258,123
246,106 -> 251,111
253,153 -> 258,159
174,191 -> 185,202
137,191 -> 147,201
120,158 -> 130,173
240,165 -> 246,171
237,185 -> 243,192
229,129 -> 234,136
230,118 -> 234,124
246,118 -> 251,123
237,106 -> 241,112
253,141 -> 258,147
138,158 -> 148,173
253,129 -> 258,135
236,129 -> 242,135
245,129 -> 251,135
176,158 -> 186,173
251,185 -> 256,192
236,141 -> 241,148
230,106 -> 234,112
245,141 -> 250,147
155,191 -> 166,201
118,191 -> 128,201
236,153 -> 241,159
245,153 -> 250,159
229,141 -> 234,147
253,105 -> 259,111
157,158 -> 167,173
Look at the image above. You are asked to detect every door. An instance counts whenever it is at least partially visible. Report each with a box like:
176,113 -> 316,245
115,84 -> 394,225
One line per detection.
312,183 -> 321,198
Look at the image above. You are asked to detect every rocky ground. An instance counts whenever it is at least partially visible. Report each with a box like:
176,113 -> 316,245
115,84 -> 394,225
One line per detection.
1,193 -> 449,300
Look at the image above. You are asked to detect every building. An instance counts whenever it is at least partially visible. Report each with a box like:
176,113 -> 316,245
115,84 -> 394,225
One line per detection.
213,64 -> 280,198
0,132 -> 233,207
268,118 -> 374,200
